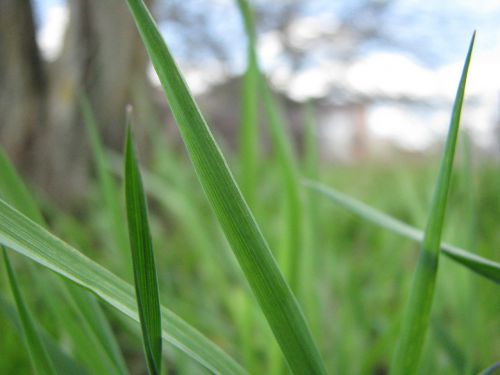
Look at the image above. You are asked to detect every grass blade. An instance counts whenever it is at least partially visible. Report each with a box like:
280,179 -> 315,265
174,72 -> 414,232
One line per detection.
124,1 -> 326,373
304,180 -> 500,283
0,198 -> 247,375
2,248 -> 56,375
430,319 -> 466,373
260,83 -> 303,375
301,103 -> 320,336
261,83 -> 303,293
80,95 -> 129,262
390,32 -> 475,374
237,0 -> 260,206
0,294 -> 89,375
0,147 -> 129,375
235,1 -> 262,371
124,121 -> 162,375
0,149 -> 44,225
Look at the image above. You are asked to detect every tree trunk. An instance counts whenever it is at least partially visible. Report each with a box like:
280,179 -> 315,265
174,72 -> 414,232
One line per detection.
0,0 -> 47,180
0,0 -> 154,207
38,0 -> 153,206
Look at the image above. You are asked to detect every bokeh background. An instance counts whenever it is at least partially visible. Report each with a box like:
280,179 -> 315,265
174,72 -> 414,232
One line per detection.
2,0 -> 500,205
0,0 -> 499,374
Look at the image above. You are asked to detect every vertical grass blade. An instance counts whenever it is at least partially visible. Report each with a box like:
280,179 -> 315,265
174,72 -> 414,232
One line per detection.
80,95 -> 130,263
304,180 -> 500,283
124,121 -> 162,375
237,0 -> 260,206
238,0 -> 303,292
124,1 -> 327,373
389,32 -> 476,375
2,248 -> 56,375
235,1 -> 261,371
261,82 -> 303,293
301,102 -> 320,336
457,131 -> 480,375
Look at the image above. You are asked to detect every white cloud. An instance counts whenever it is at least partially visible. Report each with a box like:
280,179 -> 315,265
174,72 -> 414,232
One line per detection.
257,31 -> 283,70
286,14 -> 339,49
346,52 -> 436,99
368,104 -> 449,151
288,68 -> 331,101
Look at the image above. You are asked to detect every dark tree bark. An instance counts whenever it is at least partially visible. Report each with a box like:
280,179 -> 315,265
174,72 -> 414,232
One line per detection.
0,0 -> 47,178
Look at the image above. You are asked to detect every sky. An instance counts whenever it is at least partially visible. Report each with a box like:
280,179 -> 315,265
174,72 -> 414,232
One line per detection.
32,0 -> 500,153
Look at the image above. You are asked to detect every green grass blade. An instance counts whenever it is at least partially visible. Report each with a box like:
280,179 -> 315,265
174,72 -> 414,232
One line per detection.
123,1 -> 326,373
238,0 -> 303,292
261,82 -> 303,293
236,0 -> 303,285
58,283 -> 128,375
0,198 -> 247,375
301,102 -> 320,336
107,149 -> 236,293
80,95 -> 130,261
0,149 -> 44,225
431,319 -> 466,373
390,32 -> 476,375
304,180 -> 500,283
0,294 -> 90,375
0,146 -> 128,375
237,0 -> 260,206
124,122 -> 162,375
2,248 -> 56,375
235,1 -> 262,372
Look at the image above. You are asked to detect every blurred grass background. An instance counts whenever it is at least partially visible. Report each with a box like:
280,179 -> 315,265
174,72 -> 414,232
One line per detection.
1,123 -> 498,373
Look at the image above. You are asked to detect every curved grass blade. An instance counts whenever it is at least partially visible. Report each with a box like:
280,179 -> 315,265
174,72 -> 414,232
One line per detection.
390,32 -> 476,375
123,1 -> 326,373
478,362 -> 500,375
124,122 -> 162,375
304,180 -> 500,284
2,248 -> 56,375
0,198 -> 247,375
0,147 -> 128,375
